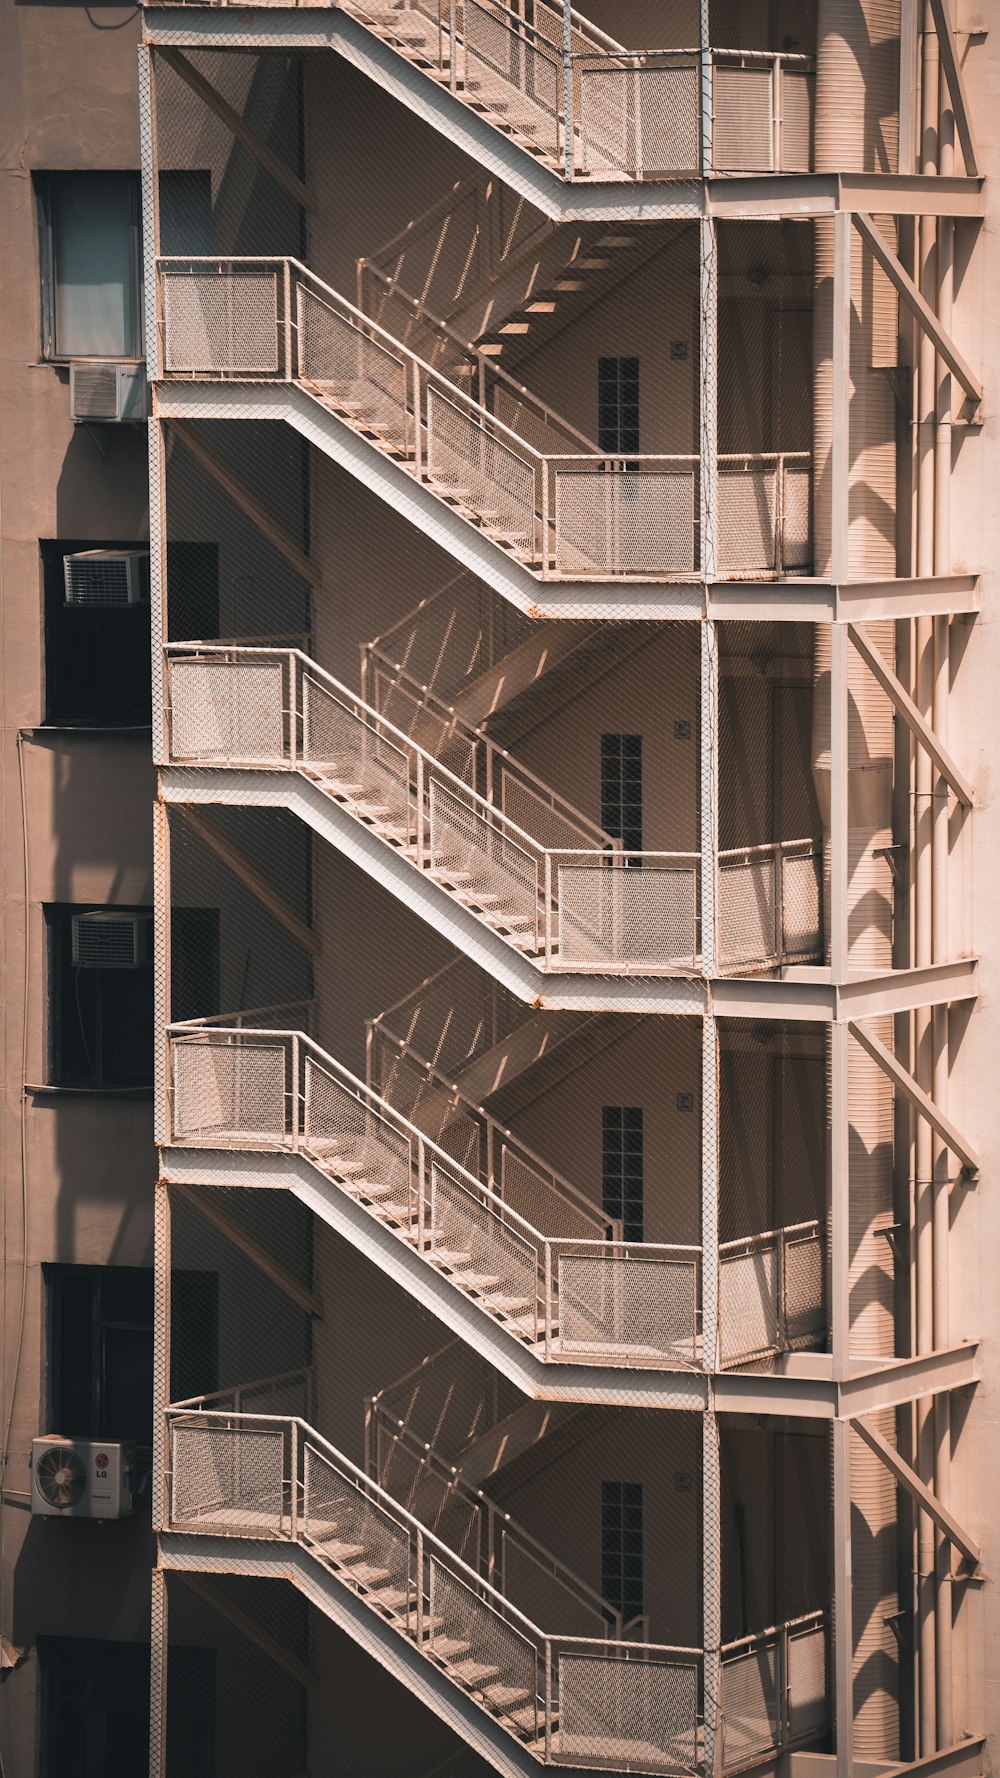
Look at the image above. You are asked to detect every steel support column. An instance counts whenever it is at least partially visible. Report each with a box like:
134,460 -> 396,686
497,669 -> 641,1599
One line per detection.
831,1021 -> 851,1378
150,1563 -> 168,1778
833,1417 -> 855,1778
153,796 -> 172,1146
702,1015 -> 719,1371
702,1411 -> 722,1776
152,1182 -> 171,1530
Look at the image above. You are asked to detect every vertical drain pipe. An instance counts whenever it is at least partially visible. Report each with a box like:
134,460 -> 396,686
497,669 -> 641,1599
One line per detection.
932,27 -> 955,1747
812,2 -> 901,1760
915,5 -> 938,1752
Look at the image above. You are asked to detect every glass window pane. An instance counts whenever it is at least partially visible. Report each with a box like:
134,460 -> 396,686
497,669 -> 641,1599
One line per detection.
52,175 -> 137,359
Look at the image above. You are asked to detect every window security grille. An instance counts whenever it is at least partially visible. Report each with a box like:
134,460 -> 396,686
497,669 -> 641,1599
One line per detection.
602,1106 -> 644,1243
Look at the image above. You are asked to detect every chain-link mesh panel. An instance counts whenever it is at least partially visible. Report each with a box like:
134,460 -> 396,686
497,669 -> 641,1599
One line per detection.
304,1053 -> 413,1196
302,671 -> 414,832
427,1558 -> 542,1739
554,469 -> 696,577
718,1243 -> 779,1368
557,863 -> 698,969
170,1415 -> 288,1533
719,1640 -> 780,1767
557,1650 -> 700,1772
426,387 -> 537,551
556,1253 -> 699,1362
297,283 -> 411,456
713,64 -> 775,171
579,61 -> 700,179
429,781 -> 542,942
784,1231 -> 825,1350
169,654 -> 287,762
501,770 -> 609,855
162,268 -> 280,375
375,1433 -> 483,1569
429,1163 -> 540,1329
718,856 -> 777,970
501,1146 -> 601,1243
782,849 -> 823,959
303,1442 -> 416,1614
787,1622 -> 828,1741
172,1035 -> 288,1143
460,0 -> 563,165
779,68 -> 815,172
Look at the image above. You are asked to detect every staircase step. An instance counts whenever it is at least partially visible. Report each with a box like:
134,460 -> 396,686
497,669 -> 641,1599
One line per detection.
347,1561 -> 395,1588
482,1294 -> 533,1315
324,1538 -> 367,1565
484,1682 -> 533,1711
451,1658 -> 503,1688
428,1636 -> 473,1662
451,1271 -> 503,1293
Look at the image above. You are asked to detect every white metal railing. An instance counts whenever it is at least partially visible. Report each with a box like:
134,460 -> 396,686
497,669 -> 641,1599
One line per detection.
360,572 -> 537,727
717,840 -> 824,973
716,453 -> 813,578
367,1410 -> 624,1639
164,643 -> 703,974
367,955 -> 533,1095
719,1612 -> 829,1770
166,1023 -> 705,1365
155,254 -> 700,580
718,1223 -> 825,1370
166,1405 -> 723,1771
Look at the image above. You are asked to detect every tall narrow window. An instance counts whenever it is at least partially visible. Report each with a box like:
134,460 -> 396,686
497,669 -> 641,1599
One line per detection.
37,173 -> 143,361
601,1481 -> 644,1625
602,1106 -> 644,1242
597,356 -> 640,455
601,733 -> 643,855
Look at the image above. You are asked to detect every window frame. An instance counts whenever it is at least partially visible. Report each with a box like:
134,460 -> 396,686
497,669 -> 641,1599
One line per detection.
601,1105 -> 644,1244
597,355 -> 641,457
41,540 -> 152,729
36,171 -> 145,364
600,732 -> 644,856
45,903 -> 154,1090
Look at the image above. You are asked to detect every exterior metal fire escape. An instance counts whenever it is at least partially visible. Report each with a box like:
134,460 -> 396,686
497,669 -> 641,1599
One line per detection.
140,3 -> 986,1775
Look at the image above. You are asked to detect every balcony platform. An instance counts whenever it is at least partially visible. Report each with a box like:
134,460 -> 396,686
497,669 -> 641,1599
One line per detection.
141,7 -> 986,224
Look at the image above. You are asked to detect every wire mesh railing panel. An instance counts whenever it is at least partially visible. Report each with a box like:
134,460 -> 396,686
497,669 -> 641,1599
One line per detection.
578,62 -> 701,180
427,1557 -> 543,1742
553,469 -> 696,577
303,1441 -> 417,1619
718,1243 -> 779,1368
717,856 -> 777,970
303,1054 -> 413,1198
297,283 -> 410,456
501,1146 -> 601,1243
556,863 -> 699,969
162,267 -> 280,375
461,0 -> 563,166
783,1230 -> 825,1350
375,1434 -> 483,1569
717,468 -> 779,575
169,654 -> 287,763
781,849 -> 823,959
713,65 -> 775,172
719,1639 -> 781,1768
555,1252 -> 699,1362
501,769 -> 605,857
501,1534 -> 610,1642
428,779 -> 542,942
429,1162 -> 542,1327
172,1036 -> 288,1143
556,1649 -> 701,1773
787,1622 -> 828,1741
301,671 -> 414,833
425,387 -> 538,552
779,69 -> 815,173
170,1416 -> 288,1533
781,462 -> 812,567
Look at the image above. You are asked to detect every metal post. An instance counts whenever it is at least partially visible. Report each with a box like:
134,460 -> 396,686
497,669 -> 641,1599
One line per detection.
701,1015 -> 719,1372
700,621 -> 719,978
283,260 -> 292,380
290,1033 -> 301,1149
699,0 -> 712,176
829,623 -> 849,982
562,0 -> 573,180
288,655 -> 298,770
152,1182 -> 172,1531
702,1412 -> 722,1776
772,56 -> 781,173
830,1021 -> 850,1377
289,1418 -> 299,1542
700,217 -> 718,582
831,213 -> 852,586
415,752 -> 426,871
149,422 -> 168,765
412,362 -> 423,479
139,45 -> 160,383
149,1567 -> 168,1778
832,1418 -> 854,1778
153,798 -> 172,1148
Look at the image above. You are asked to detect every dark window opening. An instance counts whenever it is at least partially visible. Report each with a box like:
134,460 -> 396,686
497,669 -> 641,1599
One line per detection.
36,172 -> 143,362
46,1266 -> 153,1445
598,356 -> 640,456
601,1481 -> 644,1626
47,904 -> 153,1088
602,1106 -> 644,1243
40,1637 -> 150,1778
42,541 -> 151,727
601,733 -> 643,856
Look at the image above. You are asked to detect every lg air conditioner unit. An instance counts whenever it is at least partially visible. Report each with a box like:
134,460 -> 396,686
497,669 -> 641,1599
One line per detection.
31,1438 -> 136,1520
71,911 -> 153,969
63,549 -> 150,608
69,361 -> 148,425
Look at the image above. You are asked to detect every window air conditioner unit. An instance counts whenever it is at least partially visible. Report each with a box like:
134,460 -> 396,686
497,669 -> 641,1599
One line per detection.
71,911 -> 153,969
31,1437 -> 135,1519
63,549 -> 150,608
69,361 -> 148,425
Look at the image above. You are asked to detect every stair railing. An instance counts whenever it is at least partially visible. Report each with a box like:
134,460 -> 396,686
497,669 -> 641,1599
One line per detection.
155,255 -> 702,579
164,642 -> 704,972
166,1402 -> 711,1766
166,1023 -> 705,1364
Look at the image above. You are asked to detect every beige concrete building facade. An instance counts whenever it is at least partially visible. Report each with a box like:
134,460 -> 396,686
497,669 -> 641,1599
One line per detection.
2,2 -> 998,1776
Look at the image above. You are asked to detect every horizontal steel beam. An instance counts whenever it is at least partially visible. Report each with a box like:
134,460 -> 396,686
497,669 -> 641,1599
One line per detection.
707,574 -> 981,623
849,1020 -> 980,1176
713,1343 -> 980,1418
853,1417 -> 981,1565
875,1738 -> 987,1778
712,957 -> 979,1022
142,11 -> 986,221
